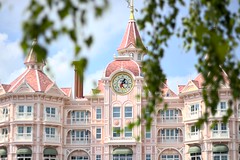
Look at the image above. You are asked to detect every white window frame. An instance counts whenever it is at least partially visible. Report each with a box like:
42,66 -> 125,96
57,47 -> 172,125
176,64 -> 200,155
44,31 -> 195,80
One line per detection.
2,107 -> 8,115
113,107 -> 120,118
146,129 -> 151,139
71,156 -> 89,160
18,105 -> 33,116
125,106 -> 132,118
71,130 -> 89,141
190,104 -> 199,115
124,127 -> 132,137
113,127 -> 120,137
213,153 -> 228,160
96,108 -> 102,119
45,127 -> 56,138
96,128 -> 101,139
146,154 -> 151,160
161,155 -> 179,160
45,107 -> 56,117
96,155 -> 101,160
71,110 -> 88,121
161,109 -> 178,120
17,126 -> 32,136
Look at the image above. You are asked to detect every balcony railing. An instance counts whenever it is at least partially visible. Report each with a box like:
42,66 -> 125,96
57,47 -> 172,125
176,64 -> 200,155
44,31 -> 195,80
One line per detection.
186,111 -> 201,120
0,114 -> 9,122
15,112 -> 33,120
44,114 -> 60,122
0,134 -> 8,143
157,135 -> 183,143
44,134 -> 60,143
157,116 -> 182,123
66,137 -> 90,145
15,133 -> 32,141
185,132 -> 202,141
66,117 -> 90,125
211,130 -> 229,138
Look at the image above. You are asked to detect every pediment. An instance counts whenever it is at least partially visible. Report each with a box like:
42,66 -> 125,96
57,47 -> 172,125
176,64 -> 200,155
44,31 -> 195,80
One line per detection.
45,83 -> 65,96
181,81 -> 199,93
14,81 -> 34,93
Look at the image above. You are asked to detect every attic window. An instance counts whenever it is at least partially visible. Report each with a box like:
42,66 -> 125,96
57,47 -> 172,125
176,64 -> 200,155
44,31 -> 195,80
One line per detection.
166,93 -> 170,97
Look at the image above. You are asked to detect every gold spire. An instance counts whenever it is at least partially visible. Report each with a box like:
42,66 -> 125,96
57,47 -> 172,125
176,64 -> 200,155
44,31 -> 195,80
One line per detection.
129,0 -> 135,20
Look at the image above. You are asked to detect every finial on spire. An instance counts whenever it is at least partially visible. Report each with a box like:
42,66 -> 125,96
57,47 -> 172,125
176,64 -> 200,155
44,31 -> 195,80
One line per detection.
128,0 -> 135,20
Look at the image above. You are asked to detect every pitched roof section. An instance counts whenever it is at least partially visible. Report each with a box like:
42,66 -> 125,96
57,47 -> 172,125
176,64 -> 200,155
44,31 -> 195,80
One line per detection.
117,19 -> 144,51
8,68 -> 53,92
61,88 -> 72,97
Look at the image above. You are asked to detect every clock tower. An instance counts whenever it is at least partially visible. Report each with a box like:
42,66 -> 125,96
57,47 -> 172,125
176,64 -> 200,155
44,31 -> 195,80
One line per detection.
101,0 -> 145,159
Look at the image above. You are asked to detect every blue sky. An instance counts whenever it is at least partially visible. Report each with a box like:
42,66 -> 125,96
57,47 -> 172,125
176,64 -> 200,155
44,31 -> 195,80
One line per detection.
1,1 -> 237,94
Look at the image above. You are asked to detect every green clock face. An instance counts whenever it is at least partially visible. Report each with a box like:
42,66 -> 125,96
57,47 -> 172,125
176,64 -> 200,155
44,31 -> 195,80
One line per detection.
112,72 -> 134,95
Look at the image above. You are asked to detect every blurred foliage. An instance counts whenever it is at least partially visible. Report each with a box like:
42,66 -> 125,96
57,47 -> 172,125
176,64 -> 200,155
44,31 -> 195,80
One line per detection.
138,0 -> 240,128
21,0 -> 109,79
6,0 -> 240,129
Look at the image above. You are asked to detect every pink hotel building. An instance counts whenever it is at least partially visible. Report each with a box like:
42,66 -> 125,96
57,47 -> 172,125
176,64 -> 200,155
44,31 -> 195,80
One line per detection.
0,2 -> 239,160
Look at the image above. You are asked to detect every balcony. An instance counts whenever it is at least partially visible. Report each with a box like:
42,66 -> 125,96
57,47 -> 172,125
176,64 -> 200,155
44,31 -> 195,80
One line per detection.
0,134 -> 8,143
157,135 -> 183,144
211,130 -> 229,138
44,114 -> 60,122
0,114 -> 9,123
66,137 -> 90,145
185,111 -> 201,120
66,117 -> 90,125
211,110 -> 227,118
15,133 -> 32,141
43,134 -> 60,143
15,112 -> 33,120
157,116 -> 182,124
185,132 -> 202,141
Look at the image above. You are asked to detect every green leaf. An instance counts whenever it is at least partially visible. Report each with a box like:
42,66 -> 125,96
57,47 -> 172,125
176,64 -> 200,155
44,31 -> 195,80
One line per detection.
84,36 -> 93,47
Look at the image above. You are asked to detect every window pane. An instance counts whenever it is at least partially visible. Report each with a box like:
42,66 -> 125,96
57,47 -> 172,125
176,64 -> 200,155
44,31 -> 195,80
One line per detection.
96,108 -> 102,119
51,108 -> 56,114
18,127 -> 23,133
113,107 -> 120,118
46,107 -> 50,113
125,107 -> 132,117
113,127 -> 120,137
27,127 -> 31,133
27,106 -> 32,112
19,106 -> 24,112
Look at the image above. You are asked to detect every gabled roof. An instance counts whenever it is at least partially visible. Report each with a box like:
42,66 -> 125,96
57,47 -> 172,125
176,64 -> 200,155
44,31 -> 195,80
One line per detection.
162,83 -> 177,97
8,68 -> 53,92
61,88 -> 72,97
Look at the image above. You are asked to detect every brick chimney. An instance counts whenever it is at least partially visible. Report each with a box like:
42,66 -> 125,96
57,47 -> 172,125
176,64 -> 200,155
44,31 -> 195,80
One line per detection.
74,69 -> 83,98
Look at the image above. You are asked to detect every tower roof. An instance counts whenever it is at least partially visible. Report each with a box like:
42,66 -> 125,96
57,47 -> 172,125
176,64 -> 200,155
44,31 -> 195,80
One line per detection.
24,39 -> 45,70
117,1 -> 144,51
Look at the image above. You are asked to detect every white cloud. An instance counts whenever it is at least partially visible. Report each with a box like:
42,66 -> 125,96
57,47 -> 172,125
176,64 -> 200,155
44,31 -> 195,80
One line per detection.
84,69 -> 104,95
167,72 -> 198,94
46,50 -> 74,88
0,33 -> 25,84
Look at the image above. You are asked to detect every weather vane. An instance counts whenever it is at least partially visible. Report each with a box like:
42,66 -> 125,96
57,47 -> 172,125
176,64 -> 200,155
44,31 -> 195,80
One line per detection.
125,0 -> 138,12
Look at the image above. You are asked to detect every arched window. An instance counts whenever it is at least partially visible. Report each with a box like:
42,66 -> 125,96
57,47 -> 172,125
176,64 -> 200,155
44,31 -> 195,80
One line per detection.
212,144 -> 228,160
